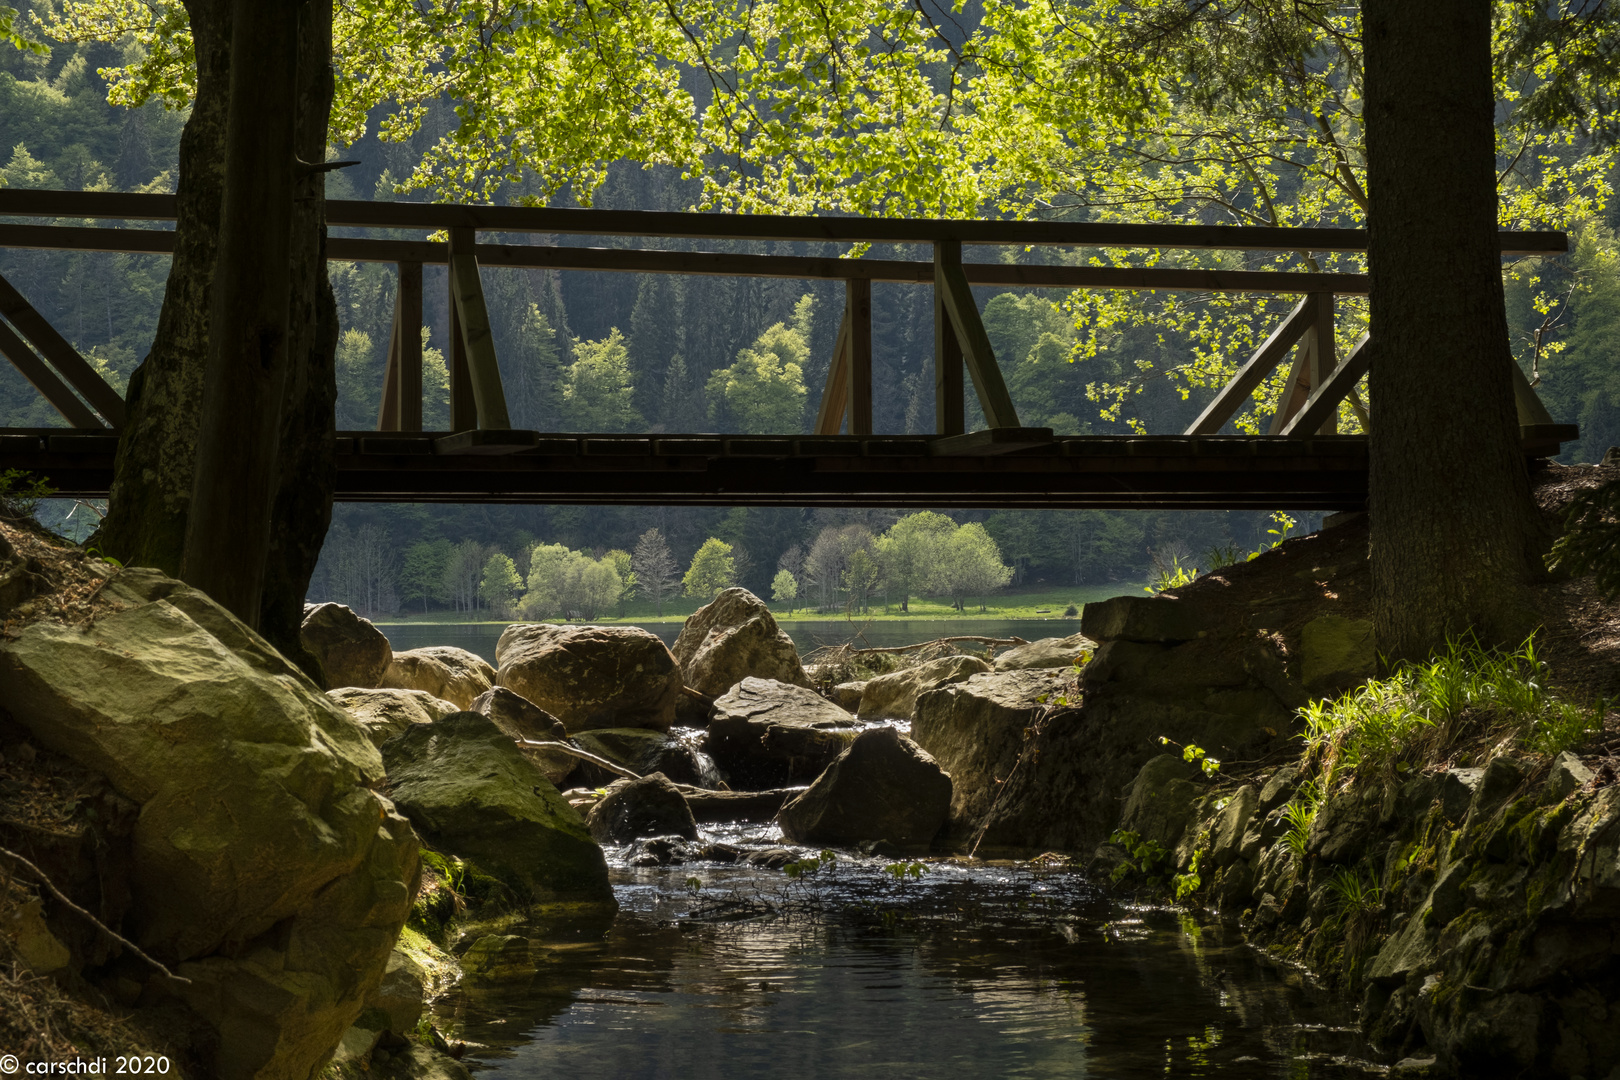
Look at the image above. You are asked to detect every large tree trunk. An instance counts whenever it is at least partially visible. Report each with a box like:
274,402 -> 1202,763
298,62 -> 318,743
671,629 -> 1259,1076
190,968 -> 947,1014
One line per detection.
178,0 -> 300,625
1363,0 -> 1541,661
98,0 -> 338,670
94,0 -> 230,574
260,0 -> 339,675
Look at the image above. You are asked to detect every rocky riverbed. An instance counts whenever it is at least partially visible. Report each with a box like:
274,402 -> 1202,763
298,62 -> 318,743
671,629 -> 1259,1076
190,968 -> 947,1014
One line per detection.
2,464 -> 1617,1078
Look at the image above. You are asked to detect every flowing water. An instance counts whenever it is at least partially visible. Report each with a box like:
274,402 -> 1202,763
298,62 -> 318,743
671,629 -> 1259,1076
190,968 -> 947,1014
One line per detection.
428,840 -> 1381,1079
379,619 -> 1080,665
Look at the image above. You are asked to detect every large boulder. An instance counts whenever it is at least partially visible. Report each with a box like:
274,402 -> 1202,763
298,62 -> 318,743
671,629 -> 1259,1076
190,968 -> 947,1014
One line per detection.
0,567 -> 419,1080
911,669 -> 1065,846
380,711 -> 614,907
469,686 -> 575,785
703,677 -> 858,789
496,624 -> 682,733
777,727 -> 951,849
994,633 -> 1094,672
672,588 -> 809,695
856,655 -> 992,721
300,602 -> 393,689
380,646 -> 495,710
585,773 -> 699,844
329,687 -> 460,748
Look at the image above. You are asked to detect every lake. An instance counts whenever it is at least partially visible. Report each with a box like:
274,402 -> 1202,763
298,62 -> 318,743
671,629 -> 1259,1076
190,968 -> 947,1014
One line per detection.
379,619 -> 1085,665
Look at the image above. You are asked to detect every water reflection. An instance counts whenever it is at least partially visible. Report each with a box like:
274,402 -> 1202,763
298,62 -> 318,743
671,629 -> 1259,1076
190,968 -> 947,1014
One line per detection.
430,861 -> 1379,1079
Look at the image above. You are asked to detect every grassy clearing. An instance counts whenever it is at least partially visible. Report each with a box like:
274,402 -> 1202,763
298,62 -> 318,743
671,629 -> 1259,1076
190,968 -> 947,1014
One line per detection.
377,582 -> 1142,626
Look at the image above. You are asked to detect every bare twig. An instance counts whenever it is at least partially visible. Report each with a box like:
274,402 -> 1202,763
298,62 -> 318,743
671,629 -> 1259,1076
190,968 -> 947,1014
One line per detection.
515,740 -> 640,780
0,845 -> 189,984
852,635 -> 1030,656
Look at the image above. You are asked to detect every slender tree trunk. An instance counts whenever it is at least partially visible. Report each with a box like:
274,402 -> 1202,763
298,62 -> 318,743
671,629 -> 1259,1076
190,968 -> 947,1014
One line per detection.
95,0 -> 230,573
1363,0 -> 1540,661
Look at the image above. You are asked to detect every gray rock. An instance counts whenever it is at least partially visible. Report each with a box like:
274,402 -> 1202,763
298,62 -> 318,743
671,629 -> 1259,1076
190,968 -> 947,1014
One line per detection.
830,680 -> 866,710
330,687 -> 461,748
568,728 -> 717,788
1257,765 -> 1301,815
1299,614 -> 1376,692
1210,785 -> 1258,869
365,947 -> 430,1034
1550,751 -> 1594,799
1308,790 -> 1377,865
1440,767 -> 1483,823
1117,754 -> 1203,851
382,646 -> 496,710
993,633 -> 1095,671
911,670 -> 1062,841
1464,756 -> 1526,829
381,711 -> 614,906
704,677 -> 857,788
672,588 -> 809,695
301,602 -> 393,689
496,624 -> 683,733
0,569 -> 419,1080
777,727 -> 951,849
856,655 -> 992,721
586,773 -> 699,843
459,934 -> 534,981
1080,594 -> 1208,643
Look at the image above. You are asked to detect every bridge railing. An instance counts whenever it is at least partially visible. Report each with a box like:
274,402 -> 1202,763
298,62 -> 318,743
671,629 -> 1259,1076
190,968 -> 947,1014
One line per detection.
0,189 -> 1574,458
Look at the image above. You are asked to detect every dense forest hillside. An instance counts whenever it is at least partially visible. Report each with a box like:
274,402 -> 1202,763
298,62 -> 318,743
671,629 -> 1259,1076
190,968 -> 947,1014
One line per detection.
3,24 -> 1617,615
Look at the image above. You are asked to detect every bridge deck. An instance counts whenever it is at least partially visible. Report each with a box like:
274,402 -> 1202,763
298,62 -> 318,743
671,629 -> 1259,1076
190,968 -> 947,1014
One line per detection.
7,430 -> 1384,510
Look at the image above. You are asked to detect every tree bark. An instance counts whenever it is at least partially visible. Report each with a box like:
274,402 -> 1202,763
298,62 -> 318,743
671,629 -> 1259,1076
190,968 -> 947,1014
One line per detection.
1363,0 -> 1541,661
178,0 -> 301,627
259,0 -> 339,675
94,0 -> 230,575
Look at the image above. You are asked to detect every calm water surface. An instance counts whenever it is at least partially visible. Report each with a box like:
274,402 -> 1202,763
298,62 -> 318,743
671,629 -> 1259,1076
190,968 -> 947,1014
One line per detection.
430,846 -> 1378,1079
381,619 -> 1080,665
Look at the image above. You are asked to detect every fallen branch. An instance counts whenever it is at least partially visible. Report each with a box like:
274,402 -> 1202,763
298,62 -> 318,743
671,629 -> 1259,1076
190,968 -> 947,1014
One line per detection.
0,845 -> 189,984
515,739 -> 641,780
851,635 -> 1029,656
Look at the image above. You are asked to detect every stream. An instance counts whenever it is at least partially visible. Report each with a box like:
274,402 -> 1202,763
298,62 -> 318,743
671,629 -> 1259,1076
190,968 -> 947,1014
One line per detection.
428,841 -> 1382,1078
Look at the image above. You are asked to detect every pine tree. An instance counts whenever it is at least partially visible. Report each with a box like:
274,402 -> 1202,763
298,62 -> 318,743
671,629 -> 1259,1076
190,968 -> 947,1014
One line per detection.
631,528 -> 679,615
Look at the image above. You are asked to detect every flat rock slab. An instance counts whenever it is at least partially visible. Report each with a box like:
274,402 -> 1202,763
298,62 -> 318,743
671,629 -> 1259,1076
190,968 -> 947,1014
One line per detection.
994,633 -> 1094,671
857,655 -> 990,721
703,677 -> 857,789
330,687 -> 460,748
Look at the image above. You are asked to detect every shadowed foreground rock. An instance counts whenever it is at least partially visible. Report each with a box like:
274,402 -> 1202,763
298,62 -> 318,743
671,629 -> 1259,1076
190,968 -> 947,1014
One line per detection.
586,773 -> 699,843
300,601 -> 392,688
381,711 -> 614,908
0,567 -> 419,1080
496,623 -> 683,733
777,726 -> 951,850
470,685 -> 575,784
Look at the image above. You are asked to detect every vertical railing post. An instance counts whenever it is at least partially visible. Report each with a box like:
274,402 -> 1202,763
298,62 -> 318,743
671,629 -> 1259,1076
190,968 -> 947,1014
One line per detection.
933,278 -> 964,435
446,260 -> 476,432
1308,292 -> 1337,435
397,260 -> 423,431
846,278 -> 873,436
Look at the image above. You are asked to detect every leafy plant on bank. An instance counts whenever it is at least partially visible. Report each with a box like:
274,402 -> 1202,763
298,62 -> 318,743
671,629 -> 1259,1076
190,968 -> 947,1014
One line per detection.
1107,829 -> 1170,887
1546,478 -> 1620,599
1160,737 -> 1222,778
0,469 -> 53,524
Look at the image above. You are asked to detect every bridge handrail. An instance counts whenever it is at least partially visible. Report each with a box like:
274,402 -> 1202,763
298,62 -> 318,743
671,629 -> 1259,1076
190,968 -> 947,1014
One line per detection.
0,189 -> 1570,255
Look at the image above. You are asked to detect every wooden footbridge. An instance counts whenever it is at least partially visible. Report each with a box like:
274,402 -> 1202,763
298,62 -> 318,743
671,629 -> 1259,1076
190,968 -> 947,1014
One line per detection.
0,190 -> 1575,510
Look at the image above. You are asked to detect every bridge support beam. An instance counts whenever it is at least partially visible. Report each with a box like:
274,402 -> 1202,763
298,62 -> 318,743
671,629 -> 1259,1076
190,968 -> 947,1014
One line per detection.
378,260 -> 423,431
934,240 -> 1019,429
446,228 -> 511,430
0,271 -> 121,427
